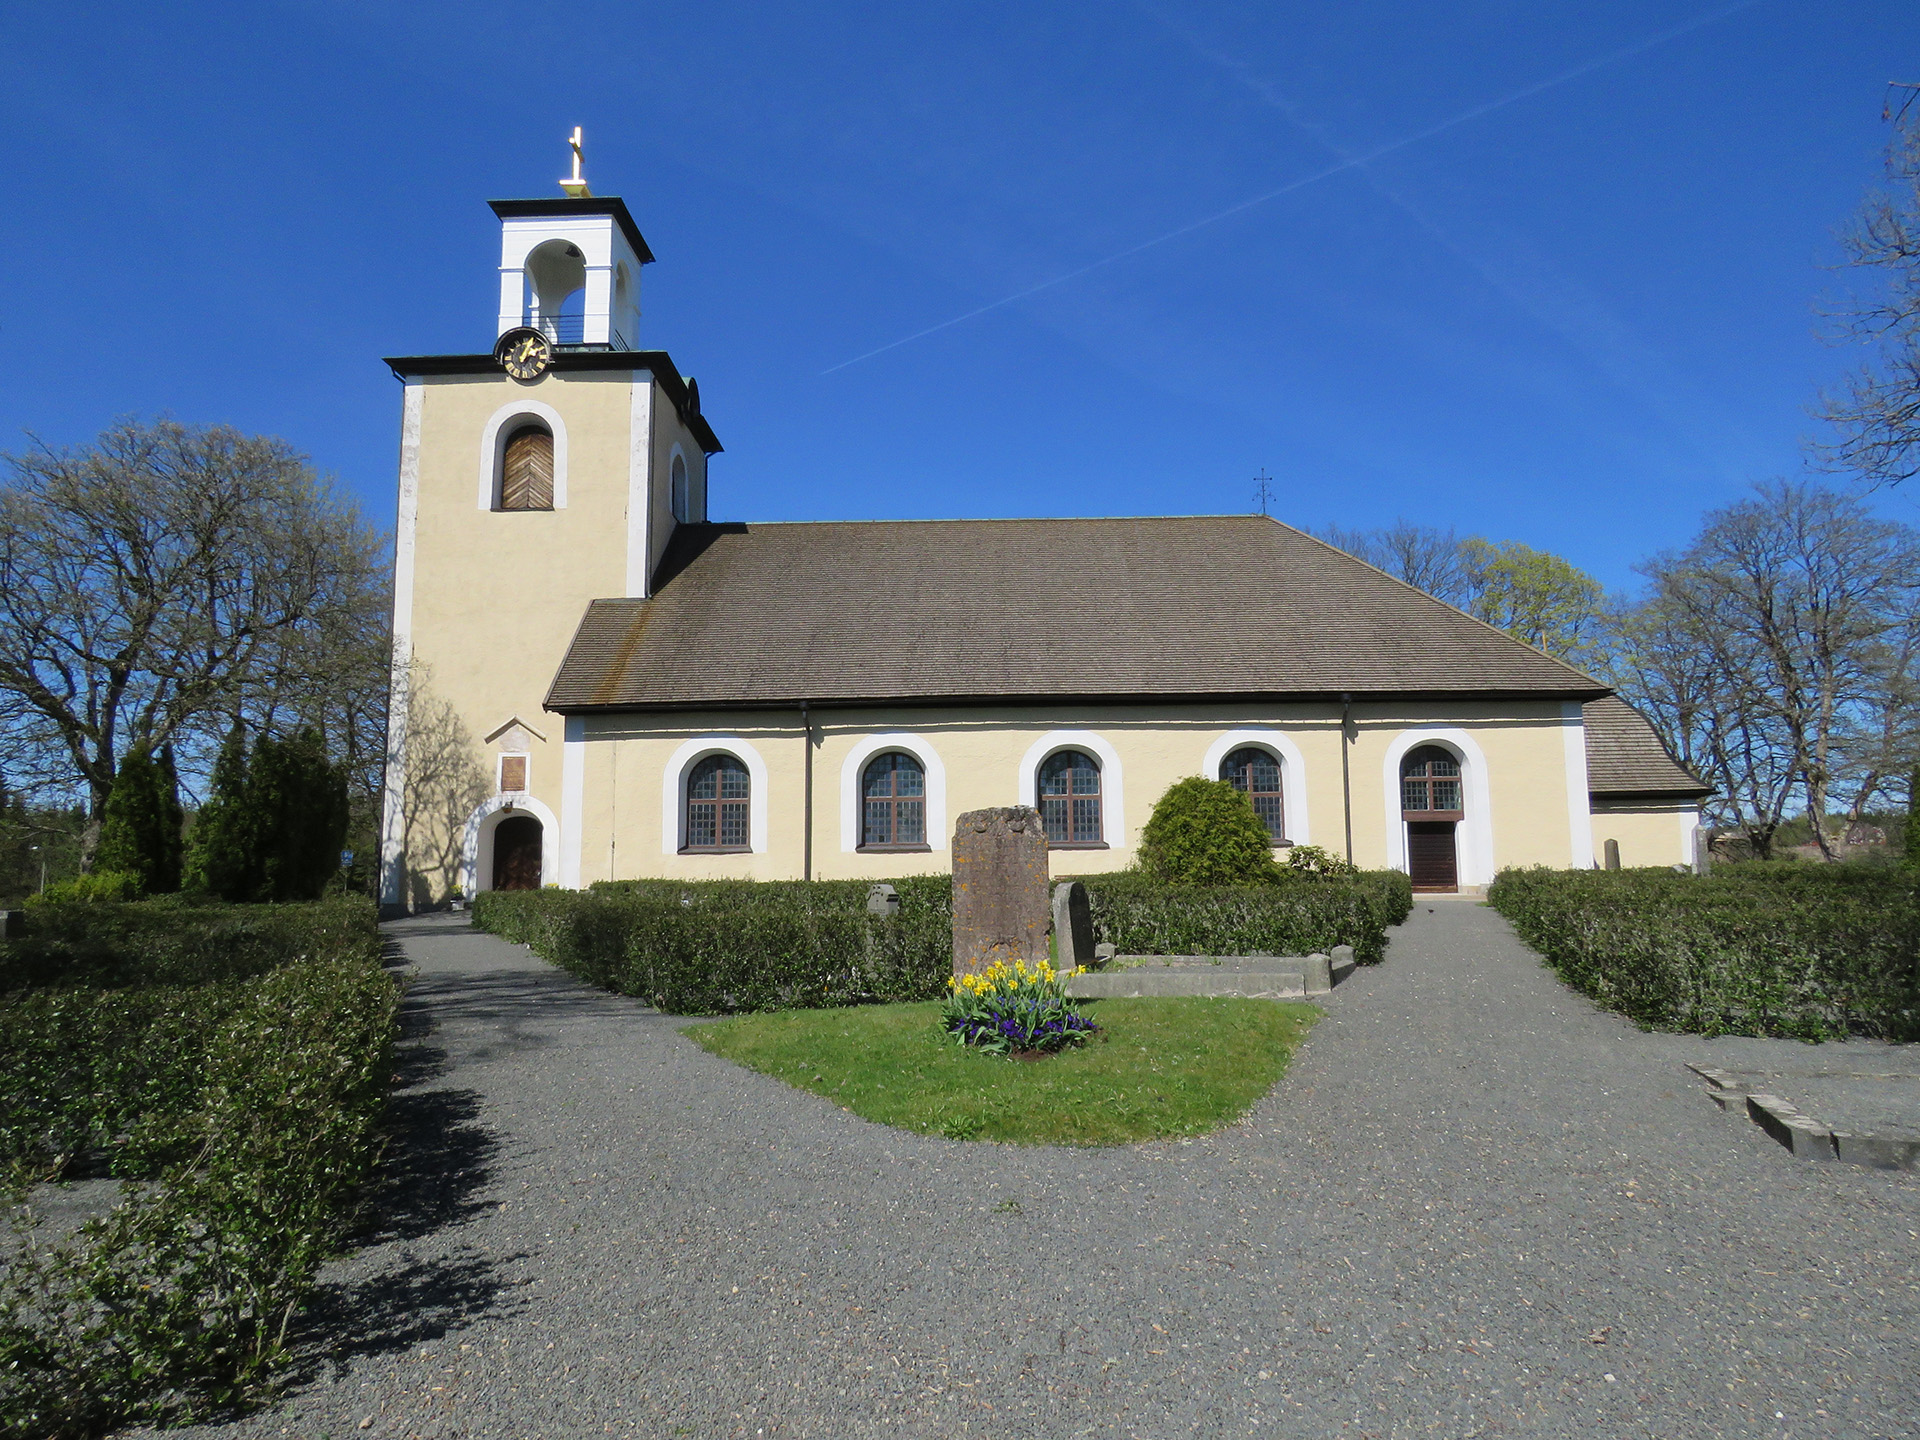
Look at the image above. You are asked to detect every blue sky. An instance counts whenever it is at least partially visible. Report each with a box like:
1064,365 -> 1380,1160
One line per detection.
2,1 -> 1915,591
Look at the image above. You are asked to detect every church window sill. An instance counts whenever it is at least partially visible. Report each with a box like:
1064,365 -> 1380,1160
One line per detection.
1047,841 -> 1110,851
858,843 -> 931,854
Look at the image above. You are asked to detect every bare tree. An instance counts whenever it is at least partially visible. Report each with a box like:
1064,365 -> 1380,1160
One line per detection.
1627,480 -> 1920,858
1316,522 -> 1605,662
0,418 -> 388,859
1315,521 -> 1477,606
1816,111 -> 1920,487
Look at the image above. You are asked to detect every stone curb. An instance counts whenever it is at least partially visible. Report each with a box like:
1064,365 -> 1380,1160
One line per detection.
1684,1065 -> 1918,1171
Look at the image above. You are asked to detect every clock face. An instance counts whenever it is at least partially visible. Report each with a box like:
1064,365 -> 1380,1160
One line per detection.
496,327 -> 552,382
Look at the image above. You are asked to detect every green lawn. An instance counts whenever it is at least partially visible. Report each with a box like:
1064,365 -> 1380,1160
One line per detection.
683,997 -> 1318,1145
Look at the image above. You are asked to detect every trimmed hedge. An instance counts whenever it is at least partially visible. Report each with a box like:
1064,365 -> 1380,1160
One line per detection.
1074,871 -> 1409,966
0,897 -> 398,1434
475,877 -> 952,1013
0,898 -> 383,1176
0,895 -> 378,991
1487,865 -> 1920,1040
476,869 -> 1412,1013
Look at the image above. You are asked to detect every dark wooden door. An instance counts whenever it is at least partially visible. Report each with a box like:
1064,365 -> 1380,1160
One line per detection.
492,815 -> 543,891
1407,821 -> 1457,892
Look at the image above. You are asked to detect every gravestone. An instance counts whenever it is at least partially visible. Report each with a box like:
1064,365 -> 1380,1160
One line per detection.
866,882 -> 901,918
1051,880 -> 1095,970
951,806 -> 1050,977
1603,837 -> 1621,871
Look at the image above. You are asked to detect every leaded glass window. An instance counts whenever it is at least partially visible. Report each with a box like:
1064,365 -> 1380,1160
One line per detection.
1039,749 -> 1103,845
685,754 -> 750,850
861,751 -> 926,848
1399,746 -> 1462,816
1221,746 -> 1286,840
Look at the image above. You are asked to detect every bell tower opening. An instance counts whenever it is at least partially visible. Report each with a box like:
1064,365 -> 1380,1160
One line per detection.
492,130 -> 652,351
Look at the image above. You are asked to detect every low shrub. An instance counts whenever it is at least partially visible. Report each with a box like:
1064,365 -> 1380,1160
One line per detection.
481,866 -> 1411,1013
0,895 -> 376,991
23,872 -> 143,909
1076,871 -> 1404,964
1137,777 -> 1279,885
475,876 -> 952,1014
0,897 -> 397,1434
1487,864 -> 1920,1040
941,959 -> 1097,1054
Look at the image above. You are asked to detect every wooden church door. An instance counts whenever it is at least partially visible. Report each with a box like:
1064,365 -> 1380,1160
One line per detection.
492,815 -> 543,891
1400,745 -> 1463,893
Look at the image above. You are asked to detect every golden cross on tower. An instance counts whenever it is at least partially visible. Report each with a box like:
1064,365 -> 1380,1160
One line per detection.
559,126 -> 591,199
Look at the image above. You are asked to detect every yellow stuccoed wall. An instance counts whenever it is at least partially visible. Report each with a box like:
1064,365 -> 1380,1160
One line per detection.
567,698 -> 1583,886
396,365 -> 707,902
1590,801 -> 1695,870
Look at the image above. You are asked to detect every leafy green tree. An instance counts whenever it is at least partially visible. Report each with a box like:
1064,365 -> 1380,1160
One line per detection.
1138,777 -> 1279,885
1461,539 -> 1605,664
1906,765 -> 1920,869
91,745 -> 183,894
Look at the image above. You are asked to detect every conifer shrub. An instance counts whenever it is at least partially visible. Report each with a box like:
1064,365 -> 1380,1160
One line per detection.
92,745 -> 184,895
1137,777 -> 1279,885
185,728 -> 349,902
1488,864 -> 1920,1039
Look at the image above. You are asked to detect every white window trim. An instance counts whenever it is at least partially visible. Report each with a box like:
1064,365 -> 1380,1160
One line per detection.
1200,730 -> 1311,846
1560,701 -> 1596,869
1017,731 -> 1126,848
497,751 -> 531,795
1380,728 -> 1495,887
839,733 -> 948,853
461,793 -> 561,896
661,736 -> 770,855
477,398 -> 569,510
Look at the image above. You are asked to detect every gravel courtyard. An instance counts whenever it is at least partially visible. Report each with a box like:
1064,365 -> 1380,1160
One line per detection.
159,903 -> 1920,1440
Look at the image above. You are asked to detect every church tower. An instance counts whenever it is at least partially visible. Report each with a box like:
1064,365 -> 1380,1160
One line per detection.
378,133 -> 722,912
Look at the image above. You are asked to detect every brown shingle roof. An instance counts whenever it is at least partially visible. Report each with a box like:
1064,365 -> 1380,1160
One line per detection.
1583,696 -> 1711,798
546,516 -> 1612,712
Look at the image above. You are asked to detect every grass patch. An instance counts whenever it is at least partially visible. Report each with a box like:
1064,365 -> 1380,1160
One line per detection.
684,997 -> 1318,1146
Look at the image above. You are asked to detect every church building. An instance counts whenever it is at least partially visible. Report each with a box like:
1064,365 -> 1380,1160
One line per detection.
377,160 -> 1708,912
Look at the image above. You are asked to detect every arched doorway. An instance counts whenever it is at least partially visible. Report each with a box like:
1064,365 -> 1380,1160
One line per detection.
492,815 -> 543,891
1400,745 -> 1462,892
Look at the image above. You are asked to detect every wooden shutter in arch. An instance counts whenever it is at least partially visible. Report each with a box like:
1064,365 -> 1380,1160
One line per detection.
500,426 -> 554,510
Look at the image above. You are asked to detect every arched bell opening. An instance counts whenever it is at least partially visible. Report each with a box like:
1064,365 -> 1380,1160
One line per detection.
524,238 -> 586,344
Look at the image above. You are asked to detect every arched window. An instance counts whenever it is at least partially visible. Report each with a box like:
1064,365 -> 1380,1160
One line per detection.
499,423 -> 554,511
685,754 -> 750,851
1221,746 -> 1286,840
1400,745 -> 1463,816
1039,749 -> 1103,846
861,751 -> 926,849
671,454 -> 689,523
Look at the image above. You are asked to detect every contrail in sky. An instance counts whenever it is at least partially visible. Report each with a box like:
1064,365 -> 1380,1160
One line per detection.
820,0 -> 1760,376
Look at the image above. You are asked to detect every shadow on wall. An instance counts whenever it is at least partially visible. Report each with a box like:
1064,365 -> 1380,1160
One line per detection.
399,665 -> 489,908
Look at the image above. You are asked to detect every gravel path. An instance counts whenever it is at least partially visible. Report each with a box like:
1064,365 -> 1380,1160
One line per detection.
158,904 -> 1920,1440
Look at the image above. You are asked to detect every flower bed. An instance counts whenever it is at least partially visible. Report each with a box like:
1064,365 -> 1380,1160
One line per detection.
942,959 -> 1098,1055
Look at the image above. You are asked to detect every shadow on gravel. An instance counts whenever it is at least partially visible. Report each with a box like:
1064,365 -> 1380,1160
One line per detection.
297,1246 -> 531,1377
279,971 -> 525,1386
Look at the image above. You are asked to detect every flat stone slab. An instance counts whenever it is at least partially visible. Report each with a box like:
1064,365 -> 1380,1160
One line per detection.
1068,969 -> 1307,1000
1687,1062 -> 1920,1171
